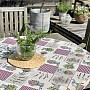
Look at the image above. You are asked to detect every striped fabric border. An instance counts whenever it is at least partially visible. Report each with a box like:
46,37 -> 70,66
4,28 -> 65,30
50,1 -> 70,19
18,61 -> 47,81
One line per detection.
38,64 -> 58,74
19,86 -> 38,90
77,65 -> 90,74
0,69 -> 13,81
54,49 -> 70,56
35,41 -> 48,46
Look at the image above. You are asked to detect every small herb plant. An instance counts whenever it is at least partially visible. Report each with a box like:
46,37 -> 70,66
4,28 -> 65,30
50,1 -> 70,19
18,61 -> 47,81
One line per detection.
75,5 -> 89,16
16,22 -> 51,60
57,0 -> 71,12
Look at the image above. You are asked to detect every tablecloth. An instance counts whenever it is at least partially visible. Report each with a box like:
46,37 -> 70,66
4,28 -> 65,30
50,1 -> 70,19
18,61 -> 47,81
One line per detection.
0,37 -> 90,90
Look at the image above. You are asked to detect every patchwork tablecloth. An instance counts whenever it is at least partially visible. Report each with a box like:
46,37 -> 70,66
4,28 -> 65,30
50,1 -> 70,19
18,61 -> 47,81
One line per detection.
0,37 -> 90,90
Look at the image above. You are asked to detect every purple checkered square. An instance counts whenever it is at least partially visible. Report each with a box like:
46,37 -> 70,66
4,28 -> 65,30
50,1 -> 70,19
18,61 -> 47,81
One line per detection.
35,41 -> 48,46
54,49 -> 70,56
2,38 -> 16,45
38,64 -> 58,74
77,65 -> 90,74
19,86 -> 38,90
86,52 -> 90,55
0,69 -> 13,81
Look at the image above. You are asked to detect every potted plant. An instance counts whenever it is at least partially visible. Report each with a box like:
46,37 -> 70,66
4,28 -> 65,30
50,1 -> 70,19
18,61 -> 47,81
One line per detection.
16,23 -> 49,61
74,5 -> 89,24
57,0 -> 71,21
30,0 -> 50,33
8,23 -> 51,68
9,22 -> 49,61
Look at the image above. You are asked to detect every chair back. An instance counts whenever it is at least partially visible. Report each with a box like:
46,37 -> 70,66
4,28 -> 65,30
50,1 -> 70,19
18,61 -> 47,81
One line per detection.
0,7 -> 27,38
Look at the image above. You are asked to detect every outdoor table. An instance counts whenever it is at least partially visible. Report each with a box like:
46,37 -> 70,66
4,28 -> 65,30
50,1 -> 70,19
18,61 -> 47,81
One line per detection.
0,37 -> 90,90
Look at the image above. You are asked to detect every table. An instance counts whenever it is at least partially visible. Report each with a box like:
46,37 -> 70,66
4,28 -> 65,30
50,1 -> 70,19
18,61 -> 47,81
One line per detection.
50,16 -> 88,44
0,37 -> 90,90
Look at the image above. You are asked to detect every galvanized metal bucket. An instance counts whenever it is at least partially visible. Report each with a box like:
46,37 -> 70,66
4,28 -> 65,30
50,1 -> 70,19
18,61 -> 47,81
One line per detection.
30,9 -> 50,33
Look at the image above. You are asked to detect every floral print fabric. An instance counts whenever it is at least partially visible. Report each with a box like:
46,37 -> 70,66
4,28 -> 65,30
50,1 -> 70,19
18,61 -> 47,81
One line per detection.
0,37 -> 90,90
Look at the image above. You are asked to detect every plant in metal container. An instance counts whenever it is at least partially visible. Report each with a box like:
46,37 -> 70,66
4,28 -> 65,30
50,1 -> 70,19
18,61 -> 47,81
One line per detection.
74,5 -> 89,23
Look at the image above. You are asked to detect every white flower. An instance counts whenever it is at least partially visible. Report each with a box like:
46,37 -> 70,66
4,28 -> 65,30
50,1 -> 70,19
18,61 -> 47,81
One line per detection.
75,5 -> 89,15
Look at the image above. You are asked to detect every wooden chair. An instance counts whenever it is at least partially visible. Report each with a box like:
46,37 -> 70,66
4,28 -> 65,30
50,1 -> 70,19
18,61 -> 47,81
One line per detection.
0,7 -> 27,38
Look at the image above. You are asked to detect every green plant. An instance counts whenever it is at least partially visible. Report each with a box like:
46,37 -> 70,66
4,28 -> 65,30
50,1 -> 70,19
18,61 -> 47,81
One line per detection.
57,0 -> 71,12
17,23 -> 48,51
75,5 -> 89,16
16,22 -> 51,60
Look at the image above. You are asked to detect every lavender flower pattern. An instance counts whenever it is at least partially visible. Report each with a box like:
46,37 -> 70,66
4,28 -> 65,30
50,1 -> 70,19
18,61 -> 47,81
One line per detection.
28,80 -> 44,87
0,37 -> 89,90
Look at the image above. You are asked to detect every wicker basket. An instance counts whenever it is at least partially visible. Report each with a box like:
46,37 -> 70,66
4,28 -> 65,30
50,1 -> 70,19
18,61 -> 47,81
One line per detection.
74,13 -> 88,24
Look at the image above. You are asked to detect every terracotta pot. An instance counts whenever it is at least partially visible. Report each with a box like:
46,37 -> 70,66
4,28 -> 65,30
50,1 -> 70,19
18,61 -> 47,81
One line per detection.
74,13 -> 88,24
